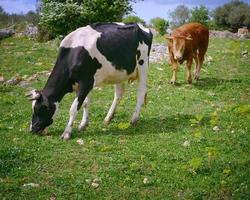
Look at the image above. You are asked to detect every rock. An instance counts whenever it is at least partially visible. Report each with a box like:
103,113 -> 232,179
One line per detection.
76,139 -> 84,145
5,75 -> 22,85
25,25 -> 38,38
150,43 -> 168,63
242,50 -> 248,56
212,126 -> 220,132
0,76 -> 5,83
19,80 -> 30,87
182,140 -> 190,148
0,28 -> 14,40
23,183 -> 39,187
91,182 -> 99,188
143,177 -> 149,184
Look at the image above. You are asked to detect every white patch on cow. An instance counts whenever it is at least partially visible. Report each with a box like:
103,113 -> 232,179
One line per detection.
137,23 -> 150,34
61,98 -> 79,139
32,100 -> 36,112
78,96 -> 89,131
114,22 -> 125,26
104,84 -> 125,124
60,26 -> 102,49
131,41 -> 149,124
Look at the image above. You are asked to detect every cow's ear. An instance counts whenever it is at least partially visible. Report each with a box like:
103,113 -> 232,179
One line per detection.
25,89 -> 41,101
166,36 -> 173,41
185,34 -> 193,41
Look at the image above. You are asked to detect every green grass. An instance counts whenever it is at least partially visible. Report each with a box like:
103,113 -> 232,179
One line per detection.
0,36 -> 250,199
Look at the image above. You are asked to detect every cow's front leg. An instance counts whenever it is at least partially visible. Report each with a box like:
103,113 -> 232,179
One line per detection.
61,80 -> 93,140
61,97 -> 79,140
131,65 -> 148,125
170,60 -> 178,84
78,96 -> 89,131
187,58 -> 193,84
104,84 -> 125,125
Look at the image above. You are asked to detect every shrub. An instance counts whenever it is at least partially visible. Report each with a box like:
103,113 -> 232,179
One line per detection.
150,17 -> 168,35
39,0 -> 136,40
122,15 -> 145,25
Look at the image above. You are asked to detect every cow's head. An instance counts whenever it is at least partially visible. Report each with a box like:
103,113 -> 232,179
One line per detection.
166,34 -> 192,61
26,90 -> 58,134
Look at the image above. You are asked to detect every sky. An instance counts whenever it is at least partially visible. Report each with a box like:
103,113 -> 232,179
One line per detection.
1,0 -> 250,23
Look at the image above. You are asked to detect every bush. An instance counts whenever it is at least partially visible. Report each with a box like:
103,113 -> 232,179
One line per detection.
213,0 -> 250,31
150,17 -> 168,35
189,6 -> 210,27
39,0 -> 135,40
122,15 -> 145,25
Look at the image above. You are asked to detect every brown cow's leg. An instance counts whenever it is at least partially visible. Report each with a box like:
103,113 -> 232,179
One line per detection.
170,61 -> 178,84
187,58 -> 193,84
194,54 -> 200,80
195,50 -> 206,80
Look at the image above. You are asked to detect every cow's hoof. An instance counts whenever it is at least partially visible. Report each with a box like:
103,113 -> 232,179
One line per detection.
130,118 -> 138,126
187,79 -> 192,84
78,122 -> 88,131
103,119 -> 111,126
61,127 -> 72,139
61,131 -> 71,140
170,80 -> 176,85
194,75 -> 199,80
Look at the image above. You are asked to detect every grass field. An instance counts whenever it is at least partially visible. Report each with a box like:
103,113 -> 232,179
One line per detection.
0,36 -> 250,199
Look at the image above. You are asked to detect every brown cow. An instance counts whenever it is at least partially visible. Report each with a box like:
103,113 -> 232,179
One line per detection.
166,23 -> 209,84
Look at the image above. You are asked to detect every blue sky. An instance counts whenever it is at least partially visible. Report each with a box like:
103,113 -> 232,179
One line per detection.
1,0 -> 250,23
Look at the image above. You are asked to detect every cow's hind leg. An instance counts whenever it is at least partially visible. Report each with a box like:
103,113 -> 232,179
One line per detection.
187,58 -> 193,84
194,49 -> 206,80
193,54 -> 200,80
104,83 -> 125,125
61,80 -> 93,140
78,96 -> 89,131
131,64 -> 148,125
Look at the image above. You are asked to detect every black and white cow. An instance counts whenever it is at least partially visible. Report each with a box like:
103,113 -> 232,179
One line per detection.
26,23 -> 153,139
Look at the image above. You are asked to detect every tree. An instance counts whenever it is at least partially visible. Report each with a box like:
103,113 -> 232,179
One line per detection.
0,6 -> 8,28
122,15 -> 145,25
169,5 -> 190,28
150,17 -> 168,35
213,0 -> 250,31
39,0 -> 138,39
189,5 -> 210,26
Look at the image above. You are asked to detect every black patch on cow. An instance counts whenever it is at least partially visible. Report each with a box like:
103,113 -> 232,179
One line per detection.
139,60 -> 144,65
136,50 -> 141,60
91,23 -> 139,75
90,23 -> 152,75
43,46 -> 101,103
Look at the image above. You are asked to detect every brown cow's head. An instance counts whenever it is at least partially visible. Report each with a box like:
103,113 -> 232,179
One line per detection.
166,34 -> 192,61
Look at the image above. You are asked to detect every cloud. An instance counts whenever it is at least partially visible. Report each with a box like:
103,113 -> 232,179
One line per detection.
0,0 -> 36,14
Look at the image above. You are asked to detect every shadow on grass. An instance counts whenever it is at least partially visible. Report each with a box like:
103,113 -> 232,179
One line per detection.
193,77 -> 243,90
57,114 -> 202,139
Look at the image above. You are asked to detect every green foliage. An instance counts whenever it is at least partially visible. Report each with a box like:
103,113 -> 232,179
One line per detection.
213,0 -> 250,31
189,5 -> 210,27
169,5 -> 190,28
150,17 -> 168,35
122,15 -> 145,25
39,0 -> 135,39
